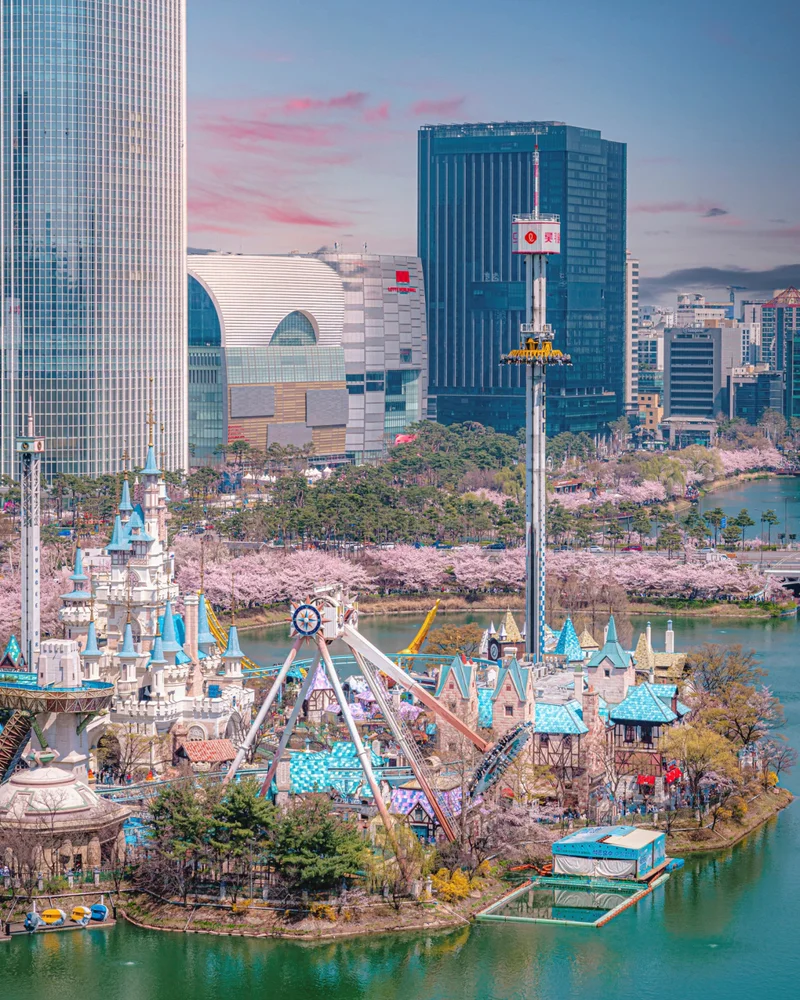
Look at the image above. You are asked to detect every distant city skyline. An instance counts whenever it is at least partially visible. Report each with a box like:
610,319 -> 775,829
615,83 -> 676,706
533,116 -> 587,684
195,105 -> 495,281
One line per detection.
188,0 -> 800,303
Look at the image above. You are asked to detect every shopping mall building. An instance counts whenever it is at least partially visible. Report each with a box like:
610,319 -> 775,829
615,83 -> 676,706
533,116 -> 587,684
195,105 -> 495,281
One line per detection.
187,252 -> 427,465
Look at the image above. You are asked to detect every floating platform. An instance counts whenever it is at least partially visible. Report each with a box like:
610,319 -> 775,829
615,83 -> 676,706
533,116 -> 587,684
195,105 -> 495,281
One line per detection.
476,874 -> 670,928
3,918 -> 115,939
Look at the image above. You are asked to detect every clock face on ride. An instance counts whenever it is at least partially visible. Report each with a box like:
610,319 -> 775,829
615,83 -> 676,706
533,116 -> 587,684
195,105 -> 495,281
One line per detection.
292,603 -> 322,636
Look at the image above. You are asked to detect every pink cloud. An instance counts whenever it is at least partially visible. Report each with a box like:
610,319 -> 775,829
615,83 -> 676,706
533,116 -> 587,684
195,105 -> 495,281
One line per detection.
282,91 -> 368,114
201,117 -> 334,147
363,101 -> 390,124
189,182 -> 347,234
410,97 -> 465,117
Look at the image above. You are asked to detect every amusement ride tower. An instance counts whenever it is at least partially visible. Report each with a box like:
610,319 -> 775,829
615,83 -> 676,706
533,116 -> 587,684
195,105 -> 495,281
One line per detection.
503,144 -> 571,662
16,405 -> 45,668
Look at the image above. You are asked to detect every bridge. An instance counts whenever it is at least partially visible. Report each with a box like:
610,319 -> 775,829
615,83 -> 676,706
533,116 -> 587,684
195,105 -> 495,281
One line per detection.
733,551 -> 800,584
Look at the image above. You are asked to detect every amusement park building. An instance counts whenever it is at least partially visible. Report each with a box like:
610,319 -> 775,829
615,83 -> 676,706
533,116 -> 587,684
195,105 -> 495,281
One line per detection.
187,252 -> 427,464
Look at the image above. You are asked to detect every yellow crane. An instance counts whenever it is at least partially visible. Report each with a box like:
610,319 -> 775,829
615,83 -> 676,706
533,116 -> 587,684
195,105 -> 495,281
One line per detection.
397,598 -> 440,656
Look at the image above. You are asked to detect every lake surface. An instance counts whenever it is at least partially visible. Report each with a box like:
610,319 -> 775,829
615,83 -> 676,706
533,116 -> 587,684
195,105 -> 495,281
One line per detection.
698,474 -> 800,541
5,604 -> 799,999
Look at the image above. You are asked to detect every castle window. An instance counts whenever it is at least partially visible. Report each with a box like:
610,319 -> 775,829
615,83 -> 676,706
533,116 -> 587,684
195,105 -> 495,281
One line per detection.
624,725 -> 635,744
604,669 -> 611,677
504,705 -> 514,717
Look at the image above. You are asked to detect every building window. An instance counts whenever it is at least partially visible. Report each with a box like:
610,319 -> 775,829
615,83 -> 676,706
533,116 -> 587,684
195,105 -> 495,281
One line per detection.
624,725 -> 635,744
640,725 -> 653,745
504,705 -> 513,717
401,348 -> 413,363
539,733 -> 549,745
270,311 -> 317,346
604,669 -> 611,677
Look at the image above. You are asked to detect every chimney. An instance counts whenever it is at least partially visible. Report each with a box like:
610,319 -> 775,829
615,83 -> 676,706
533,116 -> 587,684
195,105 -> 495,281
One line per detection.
573,661 -> 584,715
665,619 -> 675,654
184,593 -> 199,662
583,686 -> 600,730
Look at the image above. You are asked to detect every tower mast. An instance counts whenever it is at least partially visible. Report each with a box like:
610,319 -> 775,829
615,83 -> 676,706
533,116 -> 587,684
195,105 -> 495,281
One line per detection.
17,400 -> 45,668
504,141 -> 570,661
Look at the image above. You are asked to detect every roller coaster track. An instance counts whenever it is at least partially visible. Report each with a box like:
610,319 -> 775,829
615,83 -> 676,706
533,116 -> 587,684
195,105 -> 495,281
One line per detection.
0,711 -> 32,782
204,601 -> 263,673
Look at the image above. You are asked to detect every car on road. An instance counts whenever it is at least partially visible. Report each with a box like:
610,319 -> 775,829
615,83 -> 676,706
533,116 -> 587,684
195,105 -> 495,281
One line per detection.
622,545 -> 643,552
588,546 -> 604,553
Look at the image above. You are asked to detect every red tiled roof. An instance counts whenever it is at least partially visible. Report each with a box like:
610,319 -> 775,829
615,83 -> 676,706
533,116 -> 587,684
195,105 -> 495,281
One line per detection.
179,739 -> 237,763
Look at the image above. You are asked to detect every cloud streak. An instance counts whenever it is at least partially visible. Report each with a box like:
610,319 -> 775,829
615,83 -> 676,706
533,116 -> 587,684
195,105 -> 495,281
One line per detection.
410,97 -> 465,117
640,263 -> 800,298
632,200 -> 729,216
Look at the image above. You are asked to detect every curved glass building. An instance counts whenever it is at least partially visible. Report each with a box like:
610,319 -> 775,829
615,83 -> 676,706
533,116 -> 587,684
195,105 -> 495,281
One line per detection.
1,0 -> 187,477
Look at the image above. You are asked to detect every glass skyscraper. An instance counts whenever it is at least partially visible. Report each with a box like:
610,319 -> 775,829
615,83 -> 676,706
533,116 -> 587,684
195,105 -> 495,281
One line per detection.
1,0 -> 187,477
418,122 -> 626,436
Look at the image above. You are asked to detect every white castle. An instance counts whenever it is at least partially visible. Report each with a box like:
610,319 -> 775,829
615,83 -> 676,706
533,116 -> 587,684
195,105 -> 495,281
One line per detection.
57,430 -> 254,757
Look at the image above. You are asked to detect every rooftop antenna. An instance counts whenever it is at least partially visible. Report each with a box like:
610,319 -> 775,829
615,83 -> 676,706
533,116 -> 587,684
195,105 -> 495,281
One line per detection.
230,572 -> 236,626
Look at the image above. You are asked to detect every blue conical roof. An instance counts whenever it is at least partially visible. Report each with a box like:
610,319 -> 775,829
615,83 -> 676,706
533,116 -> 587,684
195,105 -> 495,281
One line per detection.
222,624 -> 243,660
83,619 -> 102,658
606,615 -> 618,643
555,616 -> 584,662
149,633 -> 167,666
115,622 -> 140,661
119,476 -> 133,513
70,546 -> 89,583
197,594 -> 216,645
106,514 -> 131,552
142,444 -> 161,477
159,601 -> 183,653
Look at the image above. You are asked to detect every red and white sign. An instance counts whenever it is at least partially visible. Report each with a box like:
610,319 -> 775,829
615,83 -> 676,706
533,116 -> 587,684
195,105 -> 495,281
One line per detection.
511,220 -> 561,254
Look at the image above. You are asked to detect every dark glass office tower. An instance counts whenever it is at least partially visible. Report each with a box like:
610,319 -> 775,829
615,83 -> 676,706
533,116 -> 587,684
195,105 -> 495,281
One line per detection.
418,122 -> 626,435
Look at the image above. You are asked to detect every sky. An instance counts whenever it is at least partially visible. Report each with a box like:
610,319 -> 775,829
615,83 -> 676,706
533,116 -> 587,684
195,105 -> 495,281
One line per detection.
188,0 -> 800,304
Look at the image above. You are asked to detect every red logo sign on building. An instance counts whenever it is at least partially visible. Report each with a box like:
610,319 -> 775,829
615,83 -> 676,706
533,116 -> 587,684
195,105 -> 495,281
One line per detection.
524,231 -> 537,244
396,270 -> 410,283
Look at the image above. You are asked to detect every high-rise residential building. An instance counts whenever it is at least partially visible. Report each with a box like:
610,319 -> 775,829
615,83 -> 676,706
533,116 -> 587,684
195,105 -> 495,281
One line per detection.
1,1 -> 187,477
675,294 -> 731,328
760,288 -> 800,416
418,121 -> 626,436
729,369 -> 783,424
625,251 -> 639,412
186,253 -> 427,465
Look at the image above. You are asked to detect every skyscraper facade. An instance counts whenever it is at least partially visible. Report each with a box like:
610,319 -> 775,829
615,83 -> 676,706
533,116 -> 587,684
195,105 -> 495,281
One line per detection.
761,287 -> 800,418
1,0 -> 187,477
625,251 -> 639,412
418,121 -> 626,436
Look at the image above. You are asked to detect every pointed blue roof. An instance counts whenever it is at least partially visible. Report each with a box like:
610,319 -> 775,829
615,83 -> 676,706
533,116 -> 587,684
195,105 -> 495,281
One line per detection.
492,657 -> 530,701
609,683 -> 678,724
83,619 -> 102,658
119,476 -> 133,513
115,622 -> 140,661
587,615 -> 632,670
106,514 -> 131,553
142,444 -> 161,477
149,633 -> 167,667
222,625 -> 244,660
159,601 -> 183,653
197,594 -> 216,646
554,616 -> 584,662
70,547 -> 89,584
125,507 -> 155,544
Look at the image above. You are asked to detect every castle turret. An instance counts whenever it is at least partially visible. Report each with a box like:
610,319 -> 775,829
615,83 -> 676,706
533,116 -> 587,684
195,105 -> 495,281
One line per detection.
61,546 -> 92,602
119,475 -> 133,521
159,600 -> 182,665
148,628 -> 167,698
222,625 -> 244,679
115,621 -> 141,685
197,594 -> 217,656
82,617 -> 103,680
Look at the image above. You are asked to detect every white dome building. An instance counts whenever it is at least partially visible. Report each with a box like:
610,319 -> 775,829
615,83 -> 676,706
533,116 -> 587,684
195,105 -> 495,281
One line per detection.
0,757 -> 130,871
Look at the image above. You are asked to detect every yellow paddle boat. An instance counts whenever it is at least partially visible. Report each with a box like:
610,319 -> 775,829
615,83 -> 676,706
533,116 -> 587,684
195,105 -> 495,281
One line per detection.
41,908 -> 66,926
71,906 -> 91,924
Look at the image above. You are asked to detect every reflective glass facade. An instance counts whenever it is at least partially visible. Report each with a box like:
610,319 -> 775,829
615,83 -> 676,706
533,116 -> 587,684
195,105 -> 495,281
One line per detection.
418,122 -> 626,436
1,0 -> 187,477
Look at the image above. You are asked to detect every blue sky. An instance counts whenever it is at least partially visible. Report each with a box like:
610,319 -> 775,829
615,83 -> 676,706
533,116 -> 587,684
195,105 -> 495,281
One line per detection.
189,0 -> 800,301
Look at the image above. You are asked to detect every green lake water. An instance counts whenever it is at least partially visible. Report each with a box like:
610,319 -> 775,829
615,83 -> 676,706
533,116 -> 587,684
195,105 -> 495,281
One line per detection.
5,480 -> 800,998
